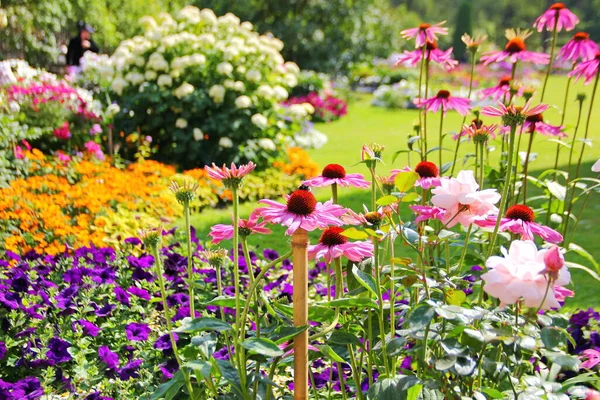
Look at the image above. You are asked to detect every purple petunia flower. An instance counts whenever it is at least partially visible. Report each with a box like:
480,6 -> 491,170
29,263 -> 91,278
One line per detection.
0,291 -> 20,310
128,286 -> 151,300
92,268 -> 117,285
95,304 -> 116,317
85,392 -> 114,400
118,359 -> 143,380
46,338 -> 72,364
159,358 -> 179,379
125,323 -> 151,341
11,376 -> 44,399
114,287 -> 130,306
72,320 -> 101,337
154,333 -> 178,351
0,342 -> 6,360
127,255 -> 154,269
98,346 -> 119,370
124,237 -> 142,246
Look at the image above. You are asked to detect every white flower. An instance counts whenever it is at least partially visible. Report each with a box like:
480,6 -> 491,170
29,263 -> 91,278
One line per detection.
198,34 -> 216,45
175,118 -> 188,129
283,73 -> 298,87
217,62 -> 233,75
0,9 -> 8,29
219,137 -> 233,148
258,138 -> 276,151
256,85 -> 274,98
177,6 -> 201,24
233,81 -> 245,92
199,9 -> 218,24
312,29 -> 325,42
592,159 -> 600,172
171,56 -> 189,70
292,128 -> 328,149
193,128 -> 204,141
147,52 -> 169,71
139,16 -> 158,31
288,104 -> 308,118
174,82 -> 194,99
246,69 -> 261,82
144,70 -> 157,81
218,13 -> 240,26
208,85 -> 226,103
106,103 -> 121,117
125,72 -> 144,85
241,21 -> 253,31
189,54 -> 206,65
111,77 -> 128,95
157,74 -> 173,87
251,113 -> 268,129
235,95 -> 252,109
303,103 -> 315,115
272,85 -> 288,101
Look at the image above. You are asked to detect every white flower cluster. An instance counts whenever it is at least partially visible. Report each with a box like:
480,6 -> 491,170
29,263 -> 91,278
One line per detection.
0,59 -> 57,86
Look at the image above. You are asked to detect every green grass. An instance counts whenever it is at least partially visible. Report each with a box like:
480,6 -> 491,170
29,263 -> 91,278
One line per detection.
187,75 -> 600,309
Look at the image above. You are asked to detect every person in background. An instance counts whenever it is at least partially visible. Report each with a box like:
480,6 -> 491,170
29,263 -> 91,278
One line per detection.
66,21 -> 99,66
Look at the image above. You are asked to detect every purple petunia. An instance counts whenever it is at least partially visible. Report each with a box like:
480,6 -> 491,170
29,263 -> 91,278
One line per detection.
5,376 -> 44,399
128,286 -> 151,300
0,342 -> 6,360
125,323 -> 151,341
118,359 -> 143,380
85,392 -> 114,400
72,320 -> 100,337
98,346 -> 119,370
95,304 -> 116,317
114,287 -> 130,306
127,255 -> 154,269
124,237 -> 142,246
154,333 -> 178,351
46,338 -> 72,364
159,358 -> 179,379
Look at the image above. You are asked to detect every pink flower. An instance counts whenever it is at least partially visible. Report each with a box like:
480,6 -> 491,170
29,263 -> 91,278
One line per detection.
580,348 -> 600,369
395,41 -> 458,71
586,390 -> 600,400
414,90 -> 471,116
478,76 -> 512,101
474,204 -> 563,243
409,205 -> 446,224
56,151 -> 71,164
204,162 -> 256,186
208,212 -> 271,244
255,189 -> 346,235
401,21 -> 448,48
544,245 -> 565,272
482,240 -> 571,309
554,285 -> 574,303
307,227 -> 373,264
557,32 -> 599,63
90,123 -> 102,135
454,123 -> 498,142
430,170 -> 501,228
481,30 -> 550,65
13,145 -> 25,160
84,141 -> 105,160
53,121 -> 71,140
498,112 -> 564,137
569,52 -> 600,84
390,161 -> 441,189
303,164 -> 370,188
481,100 -> 549,121
342,206 -> 388,228
533,2 -> 579,33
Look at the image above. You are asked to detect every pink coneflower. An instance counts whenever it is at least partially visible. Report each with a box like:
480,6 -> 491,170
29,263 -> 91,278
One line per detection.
474,204 -> 563,243
479,76 -> 512,101
569,52 -> 600,84
255,188 -> 346,235
481,100 -> 549,126
303,164 -> 370,188
205,162 -> 256,187
557,32 -> 599,63
208,212 -> 272,244
554,285 -> 574,303
534,2 -> 579,33
307,227 -> 374,263
401,21 -> 448,48
410,205 -> 445,224
455,123 -> 498,142
430,170 -> 501,228
580,348 -> 600,369
342,206 -> 387,228
390,161 -> 441,189
480,29 -> 550,65
395,41 -> 458,71
414,90 -> 471,116
522,113 -> 565,137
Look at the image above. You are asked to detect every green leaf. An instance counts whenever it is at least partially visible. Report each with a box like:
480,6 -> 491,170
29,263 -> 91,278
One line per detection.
454,356 -> 477,376
565,261 -> 600,281
317,345 -> 345,363
541,327 -> 564,350
386,337 -> 407,357
367,375 -> 421,400
446,289 -> 466,306
175,317 -> 232,333
546,180 -> 566,200
481,388 -> 504,399
377,195 -> 399,206
352,265 -> 378,297
320,297 -> 379,310
184,360 -> 213,380
272,326 -> 309,345
214,359 -> 242,392
329,331 -> 362,347
545,352 -> 581,371
407,384 -> 423,400
241,338 -> 284,358
401,192 -> 420,203
567,243 -> 600,272
150,371 -> 184,400
407,305 -> 435,331
435,355 -> 456,371
395,171 -> 419,193
342,227 -> 370,240
203,296 -> 238,308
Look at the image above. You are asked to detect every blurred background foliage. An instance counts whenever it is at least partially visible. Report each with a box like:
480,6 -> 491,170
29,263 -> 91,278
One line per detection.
1,0 -> 600,72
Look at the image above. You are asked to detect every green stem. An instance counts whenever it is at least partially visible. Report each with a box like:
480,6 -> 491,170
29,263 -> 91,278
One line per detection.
372,236 -> 390,377
540,18 -> 559,102
423,59 -> 430,159
458,224 -> 473,272
562,98 -> 585,235
418,46 -> 427,161
536,277 -> 553,313
451,51 -> 477,176
332,182 -> 338,204
348,344 -> 364,400
567,187 -> 594,245
184,202 -> 195,318
152,246 -> 195,397
522,130 -> 535,204
215,260 -> 234,363
388,236 -> 396,373
438,107 -> 444,174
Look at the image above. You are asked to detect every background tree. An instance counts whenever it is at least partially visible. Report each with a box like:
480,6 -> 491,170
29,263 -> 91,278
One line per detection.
452,0 -> 473,62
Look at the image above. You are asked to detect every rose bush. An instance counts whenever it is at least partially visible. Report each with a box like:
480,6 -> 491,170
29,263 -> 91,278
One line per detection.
99,7 -> 314,170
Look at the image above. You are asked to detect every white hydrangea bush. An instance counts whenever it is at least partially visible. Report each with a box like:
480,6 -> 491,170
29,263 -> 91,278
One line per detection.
105,6 -> 310,169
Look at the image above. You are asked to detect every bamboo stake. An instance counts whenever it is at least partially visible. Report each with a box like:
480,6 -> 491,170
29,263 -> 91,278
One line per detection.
292,228 -> 309,400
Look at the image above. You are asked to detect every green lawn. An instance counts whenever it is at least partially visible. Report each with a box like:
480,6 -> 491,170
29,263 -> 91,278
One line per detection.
187,75 -> 599,309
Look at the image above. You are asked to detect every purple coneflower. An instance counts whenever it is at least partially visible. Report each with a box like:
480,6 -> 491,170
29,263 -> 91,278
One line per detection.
481,29 -> 549,65
569,51 -> 600,84
307,227 -> 373,264
533,2 -> 579,33
303,164 -> 370,188
557,32 -> 599,63
401,21 -> 448,48
414,89 -> 471,116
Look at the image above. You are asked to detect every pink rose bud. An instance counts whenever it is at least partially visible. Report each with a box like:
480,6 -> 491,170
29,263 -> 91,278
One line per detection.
544,245 -> 564,272
586,390 -> 600,400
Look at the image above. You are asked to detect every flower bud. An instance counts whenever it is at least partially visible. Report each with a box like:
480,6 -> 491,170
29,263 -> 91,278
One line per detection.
544,245 -> 564,273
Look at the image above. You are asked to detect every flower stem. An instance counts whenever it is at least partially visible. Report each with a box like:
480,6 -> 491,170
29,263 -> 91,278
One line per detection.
451,51 -> 477,176
458,224 -> 473,271
332,182 -> 338,204
536,277 -> 553,313
561,97 -> 585,233
522,131 -> 536,204
540,18 -> 559,102
423,59 -> 430,159
418,46 -> 427,161
184,202 -> 195,319
438,108 -> 445,175
152,246 -> 195,397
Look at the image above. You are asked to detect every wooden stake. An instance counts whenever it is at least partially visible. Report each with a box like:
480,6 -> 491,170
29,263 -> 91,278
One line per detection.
292,228 -> 308,400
